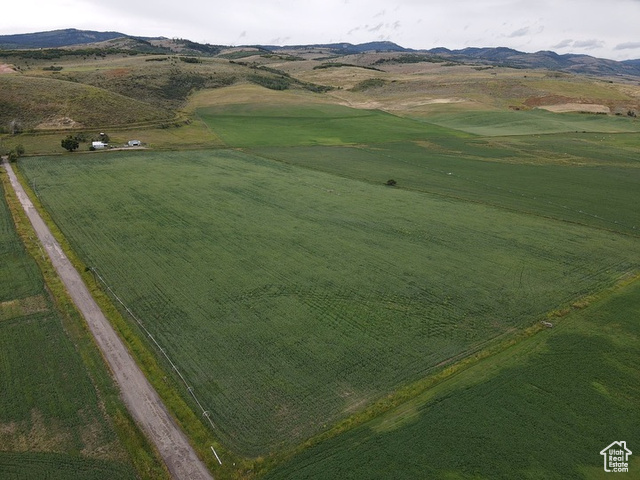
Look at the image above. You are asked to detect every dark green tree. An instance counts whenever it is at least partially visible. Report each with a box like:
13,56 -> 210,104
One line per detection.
61,135 -> 79,152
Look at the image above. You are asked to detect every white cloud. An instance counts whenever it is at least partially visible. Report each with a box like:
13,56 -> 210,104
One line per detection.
615,41 -> 640,50
508,27 -> 530,38
572,39 -> 605,50
553,39 -> 574,50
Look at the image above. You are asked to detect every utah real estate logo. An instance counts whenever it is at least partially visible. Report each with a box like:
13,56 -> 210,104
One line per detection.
600,441 -> 632,473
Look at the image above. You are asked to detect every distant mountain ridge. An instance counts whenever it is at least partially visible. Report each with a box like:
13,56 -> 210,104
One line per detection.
1,29 -> 639,78
0,28 -> 162,49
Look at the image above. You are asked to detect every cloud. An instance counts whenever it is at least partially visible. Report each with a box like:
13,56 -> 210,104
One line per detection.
572,39 -> 605,50
508,27 -> 530,38
367,23 -> 384,33
615,41 -> 640,50
552,39 -> 574,49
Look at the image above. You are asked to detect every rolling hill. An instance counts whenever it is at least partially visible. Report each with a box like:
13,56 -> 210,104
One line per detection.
1,29 -> 639,78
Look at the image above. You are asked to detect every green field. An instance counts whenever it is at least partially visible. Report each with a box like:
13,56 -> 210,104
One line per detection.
18,135 -> 640,457
0,183 -> 43,302
0,452 -> 138,480
255,137 -> 639,236
265,278 -> 640,479
197,103 -> 464,147
424,109 -> 640,136
0,182 -> 139,479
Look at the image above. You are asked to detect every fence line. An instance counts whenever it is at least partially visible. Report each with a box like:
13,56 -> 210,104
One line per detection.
90,268 -> 219,435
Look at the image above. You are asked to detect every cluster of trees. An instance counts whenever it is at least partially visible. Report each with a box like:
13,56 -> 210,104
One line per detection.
61,135 -> 80,152
61,132 -> 109,152
1,144 -> 25,162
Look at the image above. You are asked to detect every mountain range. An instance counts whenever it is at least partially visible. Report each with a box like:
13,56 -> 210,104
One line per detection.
1,28 -> 640,78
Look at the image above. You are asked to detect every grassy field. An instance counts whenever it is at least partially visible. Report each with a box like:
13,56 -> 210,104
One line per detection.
18,143 -> 640,456
198,100 -> 639,236
423,109 -> 640,136
0,181 -> 145,479
0,452 -> 139,480
255,137 -> 640,236
196,102 -> 462,147
264,277 -> 640,479
0,183 -> 42,302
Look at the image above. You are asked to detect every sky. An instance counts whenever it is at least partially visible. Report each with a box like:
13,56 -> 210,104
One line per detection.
2,0 -> 640,61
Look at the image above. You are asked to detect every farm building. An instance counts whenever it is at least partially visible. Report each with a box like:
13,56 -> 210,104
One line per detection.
91,141 -> 108,149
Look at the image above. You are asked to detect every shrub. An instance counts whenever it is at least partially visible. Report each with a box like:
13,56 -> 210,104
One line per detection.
61,136 -> 79,152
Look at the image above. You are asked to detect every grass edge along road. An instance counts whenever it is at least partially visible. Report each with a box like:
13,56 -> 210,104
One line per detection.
0,164 -> 169,480
3,159 -> 215,480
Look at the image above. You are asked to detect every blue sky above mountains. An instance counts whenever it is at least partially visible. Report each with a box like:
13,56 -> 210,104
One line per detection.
2,0 -> 639,60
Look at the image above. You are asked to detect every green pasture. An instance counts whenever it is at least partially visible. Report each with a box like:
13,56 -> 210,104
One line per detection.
256,137 -> 640,236
265,278 -> 640,479
0,314 -> 121,456
0,188 -> 42,301
422,109 -> 640,136
18,150 -> 640,455
0,451 -> 136,480
202,102 -> 639,236
197,103 -> 464,147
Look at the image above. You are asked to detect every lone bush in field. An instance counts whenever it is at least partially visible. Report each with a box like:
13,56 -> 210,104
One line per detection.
385,179 -> 397,186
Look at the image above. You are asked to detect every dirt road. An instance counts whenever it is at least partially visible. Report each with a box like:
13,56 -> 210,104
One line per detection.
2,159 -> 213,480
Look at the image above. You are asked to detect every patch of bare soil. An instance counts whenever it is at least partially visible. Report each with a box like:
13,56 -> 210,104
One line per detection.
537,103 -> 610,114
0,64 -> 16,74
36,117 -> 83,130
0,295 -> 49,321
525,94 -> 610,113
524,94 -> 574,107
335,96 -> 466,112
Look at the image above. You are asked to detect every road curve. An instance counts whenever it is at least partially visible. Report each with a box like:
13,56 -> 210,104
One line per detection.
3,159 -> 213,480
